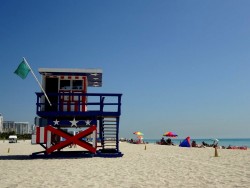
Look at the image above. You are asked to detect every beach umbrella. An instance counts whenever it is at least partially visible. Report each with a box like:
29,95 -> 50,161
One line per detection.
133,132 -> 144,144
211,138 -> 219,142
133,131 -> 144,136
163,131 -> 178,137
210,138 -> 219,145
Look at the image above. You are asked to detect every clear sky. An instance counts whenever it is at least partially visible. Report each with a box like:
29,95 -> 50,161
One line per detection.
0,0 -> 250,139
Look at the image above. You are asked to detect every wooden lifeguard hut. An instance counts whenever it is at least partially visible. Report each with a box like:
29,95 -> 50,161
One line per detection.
31,68 -> 122,157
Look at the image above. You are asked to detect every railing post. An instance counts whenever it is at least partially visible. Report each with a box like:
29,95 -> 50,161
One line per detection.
118,95 -> 121,114
36,94 -> 39,114
100,96 -> 105,112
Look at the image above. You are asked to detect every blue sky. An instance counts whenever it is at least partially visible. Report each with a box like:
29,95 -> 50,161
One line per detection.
0,0 -> 250,139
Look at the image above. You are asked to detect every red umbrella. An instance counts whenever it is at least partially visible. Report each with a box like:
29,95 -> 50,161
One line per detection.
163,131 -> 178,137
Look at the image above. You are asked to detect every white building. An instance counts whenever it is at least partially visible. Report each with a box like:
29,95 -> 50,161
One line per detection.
3,121 -> 30,134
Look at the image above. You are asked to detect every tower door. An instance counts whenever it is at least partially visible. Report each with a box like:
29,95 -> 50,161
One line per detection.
45,77 -> 58,111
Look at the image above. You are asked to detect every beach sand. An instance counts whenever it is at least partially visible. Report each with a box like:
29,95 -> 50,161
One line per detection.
0,140 -> 249,188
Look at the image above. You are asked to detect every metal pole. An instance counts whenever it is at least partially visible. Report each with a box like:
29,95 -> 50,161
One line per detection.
23,57 -> 52,106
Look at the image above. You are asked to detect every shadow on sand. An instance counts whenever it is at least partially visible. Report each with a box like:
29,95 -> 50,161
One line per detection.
0,155 -> 33,160
0,151 -> 95,160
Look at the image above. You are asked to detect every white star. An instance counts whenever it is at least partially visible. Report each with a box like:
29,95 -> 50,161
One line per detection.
85,120 -> 91,126
53,119 -> 60,125
70,118 -> 78,127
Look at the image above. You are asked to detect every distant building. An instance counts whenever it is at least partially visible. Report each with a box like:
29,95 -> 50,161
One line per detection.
3,121 -> 30,134
0,113 -> 3,133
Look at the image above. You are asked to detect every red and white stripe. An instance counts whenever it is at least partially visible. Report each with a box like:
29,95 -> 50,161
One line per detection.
33,127 -> 51,145
46,75 -> 87,80
36,126 -> 45,143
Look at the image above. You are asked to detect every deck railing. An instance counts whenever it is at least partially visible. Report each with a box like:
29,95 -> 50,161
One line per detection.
35,92 -> 122,118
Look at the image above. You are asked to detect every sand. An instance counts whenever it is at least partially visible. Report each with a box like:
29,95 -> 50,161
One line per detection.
0,140 -> 249,188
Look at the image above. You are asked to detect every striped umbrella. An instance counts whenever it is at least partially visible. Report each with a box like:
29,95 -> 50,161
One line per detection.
133,131 -> 144,136
163,131 -> 178,137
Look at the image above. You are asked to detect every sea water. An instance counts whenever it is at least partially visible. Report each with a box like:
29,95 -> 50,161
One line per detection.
143,138 -> 250,148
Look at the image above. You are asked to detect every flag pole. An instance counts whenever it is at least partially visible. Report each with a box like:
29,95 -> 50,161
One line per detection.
23,57 -> 52,106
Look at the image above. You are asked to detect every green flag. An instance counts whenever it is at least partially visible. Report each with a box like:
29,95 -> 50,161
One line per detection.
14,60 -> 31,79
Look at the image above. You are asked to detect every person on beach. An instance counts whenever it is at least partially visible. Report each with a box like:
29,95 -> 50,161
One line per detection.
160,137 -> 166,145
191,140 -> 198,147
202,141 -> 209,147
213,140 -> 218,148
166,138 -> 172,145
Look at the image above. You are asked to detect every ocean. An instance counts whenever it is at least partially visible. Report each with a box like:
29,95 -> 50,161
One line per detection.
143,138 -> 250,148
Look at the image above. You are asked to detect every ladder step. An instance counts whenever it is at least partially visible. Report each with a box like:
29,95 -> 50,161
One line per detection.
103,129 -> 116,132
104,133 -> 116,138
104,143 -> 116,145
103,120 -> 117,122
103,127 -> 117,129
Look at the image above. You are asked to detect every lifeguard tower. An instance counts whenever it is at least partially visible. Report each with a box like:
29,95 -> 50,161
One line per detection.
31,68 -> 122,157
